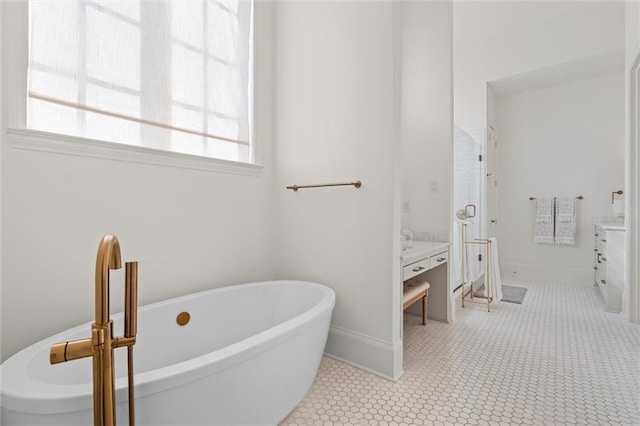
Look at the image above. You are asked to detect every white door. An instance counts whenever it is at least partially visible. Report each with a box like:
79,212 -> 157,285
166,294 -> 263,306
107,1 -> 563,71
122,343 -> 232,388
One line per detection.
486,125 -> 498,238
453,125 -> 484,287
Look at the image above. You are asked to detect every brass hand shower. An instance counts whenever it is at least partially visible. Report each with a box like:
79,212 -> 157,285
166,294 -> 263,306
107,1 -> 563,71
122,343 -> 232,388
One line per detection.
49,235 -> 138,426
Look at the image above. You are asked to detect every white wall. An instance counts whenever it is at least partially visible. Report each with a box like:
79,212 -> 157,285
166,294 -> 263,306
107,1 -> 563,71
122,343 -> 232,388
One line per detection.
400,1 -> 453,240
454,1 -> 626,132
626,1 -> 640,67
273,1 -> 401,379
0,2 -> 277,362
0,0 -> 4,356
624,0 -> 640,323
496,73 -> 625,282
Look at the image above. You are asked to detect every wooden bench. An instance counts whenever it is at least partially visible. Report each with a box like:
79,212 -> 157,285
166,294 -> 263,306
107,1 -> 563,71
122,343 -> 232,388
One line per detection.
403,279 -> 430,325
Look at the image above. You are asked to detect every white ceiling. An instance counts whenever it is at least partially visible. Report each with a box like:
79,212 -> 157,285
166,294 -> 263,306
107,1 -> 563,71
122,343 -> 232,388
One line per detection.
454,1 -> 600,50
489,49 -> 625,97
454,0 -> 626,97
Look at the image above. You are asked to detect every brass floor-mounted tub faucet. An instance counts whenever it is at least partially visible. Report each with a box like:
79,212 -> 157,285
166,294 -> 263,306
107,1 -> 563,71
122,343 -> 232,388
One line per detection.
50,235 -> 138,426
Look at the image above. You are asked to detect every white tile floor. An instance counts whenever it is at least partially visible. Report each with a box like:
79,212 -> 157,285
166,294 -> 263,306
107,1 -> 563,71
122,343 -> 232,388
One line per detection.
282,277 -> 640,425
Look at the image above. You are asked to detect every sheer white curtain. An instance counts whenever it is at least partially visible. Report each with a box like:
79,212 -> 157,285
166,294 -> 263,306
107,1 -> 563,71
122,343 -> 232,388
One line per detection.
28,0 -> 253,162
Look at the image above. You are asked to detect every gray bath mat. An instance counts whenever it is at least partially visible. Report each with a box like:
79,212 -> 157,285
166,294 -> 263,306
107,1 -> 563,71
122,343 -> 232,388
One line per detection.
473,285 -> 528,304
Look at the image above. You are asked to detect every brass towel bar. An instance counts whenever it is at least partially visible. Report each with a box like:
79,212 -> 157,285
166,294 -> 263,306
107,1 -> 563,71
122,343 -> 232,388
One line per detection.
529,195 -> 583,200
460,223 -> 493,312
286,181 -> 362,191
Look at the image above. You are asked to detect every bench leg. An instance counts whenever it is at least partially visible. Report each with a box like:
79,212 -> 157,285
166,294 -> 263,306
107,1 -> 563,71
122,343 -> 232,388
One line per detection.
422,295 -> 426,325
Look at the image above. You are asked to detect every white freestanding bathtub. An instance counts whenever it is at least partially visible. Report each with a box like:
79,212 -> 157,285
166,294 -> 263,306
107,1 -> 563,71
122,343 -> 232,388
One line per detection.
0,280 -> 335,425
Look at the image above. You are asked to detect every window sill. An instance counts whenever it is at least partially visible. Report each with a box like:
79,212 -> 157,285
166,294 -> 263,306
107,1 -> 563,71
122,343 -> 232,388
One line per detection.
6,127 -> 263,176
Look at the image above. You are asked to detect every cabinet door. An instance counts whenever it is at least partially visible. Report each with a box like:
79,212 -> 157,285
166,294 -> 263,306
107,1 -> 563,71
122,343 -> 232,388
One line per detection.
607,231 -> 625,293
594,227 -> 602,285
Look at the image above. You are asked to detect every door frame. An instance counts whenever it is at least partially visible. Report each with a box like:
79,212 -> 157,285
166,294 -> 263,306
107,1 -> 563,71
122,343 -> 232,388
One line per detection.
626,47 -> 640,323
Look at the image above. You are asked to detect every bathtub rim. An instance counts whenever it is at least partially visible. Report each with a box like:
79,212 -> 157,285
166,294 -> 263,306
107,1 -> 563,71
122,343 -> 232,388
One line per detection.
0,280 -> 335,415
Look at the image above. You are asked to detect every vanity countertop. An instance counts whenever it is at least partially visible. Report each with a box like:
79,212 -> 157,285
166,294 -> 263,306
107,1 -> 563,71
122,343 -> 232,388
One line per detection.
600,224 -> 625,231
401,241 -> 450,266
595,220 -> 625,231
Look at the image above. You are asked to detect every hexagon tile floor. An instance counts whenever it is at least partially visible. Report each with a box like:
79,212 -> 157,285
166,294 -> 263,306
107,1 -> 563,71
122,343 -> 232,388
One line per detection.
281,277 -> 640,425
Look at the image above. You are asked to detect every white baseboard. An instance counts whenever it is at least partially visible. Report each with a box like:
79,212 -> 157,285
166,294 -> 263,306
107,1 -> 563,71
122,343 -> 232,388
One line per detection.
501,262 -> 592,283
451,288 -> 463,321
324,325 -> 403,382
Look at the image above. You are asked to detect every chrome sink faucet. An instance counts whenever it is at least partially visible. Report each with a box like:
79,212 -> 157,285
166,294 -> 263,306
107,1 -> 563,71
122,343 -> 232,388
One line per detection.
50,235 -> 138,426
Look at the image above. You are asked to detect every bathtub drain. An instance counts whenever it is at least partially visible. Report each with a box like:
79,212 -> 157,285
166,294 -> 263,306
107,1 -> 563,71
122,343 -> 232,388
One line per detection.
176,312 -> 190,326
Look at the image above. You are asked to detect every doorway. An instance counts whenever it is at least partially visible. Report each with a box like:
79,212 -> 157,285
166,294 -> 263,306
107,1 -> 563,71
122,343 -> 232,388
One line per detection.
452,125 -> 485,294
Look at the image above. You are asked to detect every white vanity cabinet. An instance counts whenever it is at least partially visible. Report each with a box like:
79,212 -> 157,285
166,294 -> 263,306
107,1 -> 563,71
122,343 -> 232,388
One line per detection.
402,241 -> 450,322
594,224 -> 625,313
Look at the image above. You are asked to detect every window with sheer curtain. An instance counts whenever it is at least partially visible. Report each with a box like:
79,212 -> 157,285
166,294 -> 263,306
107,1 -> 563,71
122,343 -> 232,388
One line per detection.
28,1 -> 253,163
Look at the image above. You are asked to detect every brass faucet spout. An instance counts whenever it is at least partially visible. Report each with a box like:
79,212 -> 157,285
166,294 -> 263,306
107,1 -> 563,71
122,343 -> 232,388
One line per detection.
95,235 -> 121,325
49,235 -> 137,426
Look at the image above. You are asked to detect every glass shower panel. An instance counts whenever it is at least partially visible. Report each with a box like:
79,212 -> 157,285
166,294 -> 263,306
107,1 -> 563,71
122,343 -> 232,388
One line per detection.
453,125 -> 484,288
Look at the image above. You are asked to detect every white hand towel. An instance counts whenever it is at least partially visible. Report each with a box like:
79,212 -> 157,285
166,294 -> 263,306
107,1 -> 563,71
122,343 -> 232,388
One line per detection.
535,196 -> 553,223
613,198 -> 625,218
481,237 -> 503,303
534,196 -> 555,244
556,196 -> 576,222
555,196 -> 576,245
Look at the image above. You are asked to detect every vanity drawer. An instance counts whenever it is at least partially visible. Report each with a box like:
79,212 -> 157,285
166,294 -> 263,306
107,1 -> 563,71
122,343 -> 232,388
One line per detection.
403,258 -> 430,281
430,251 -> 448,268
